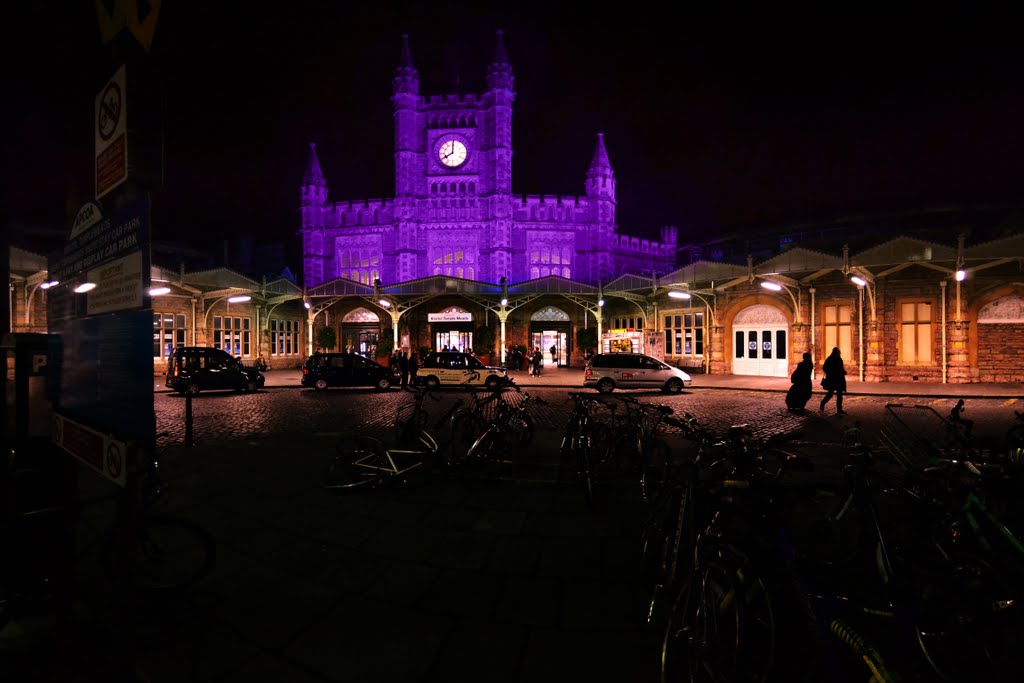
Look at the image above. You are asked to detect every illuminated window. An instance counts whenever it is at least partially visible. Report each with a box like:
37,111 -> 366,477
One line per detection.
900,301 -> 933,364
271,319 -> 300,356
213,316 -> 251,357
153,312 -> 187,360
823,303 -> 853,364
664,312 -> 704,357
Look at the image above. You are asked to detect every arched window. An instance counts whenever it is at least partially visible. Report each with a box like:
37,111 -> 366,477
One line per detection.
468,182 -> 475,194
431,184 -> 437,194
459,182 -> 466,193
467,267 -> 475,280
541,267 -> 550,276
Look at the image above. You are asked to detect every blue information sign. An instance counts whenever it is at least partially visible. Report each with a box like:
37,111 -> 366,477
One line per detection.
47,196 -> 154,450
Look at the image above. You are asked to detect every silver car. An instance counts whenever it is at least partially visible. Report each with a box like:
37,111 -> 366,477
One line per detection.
584,352 -> 692,394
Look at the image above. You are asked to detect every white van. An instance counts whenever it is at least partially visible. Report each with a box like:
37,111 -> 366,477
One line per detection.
584,353 -> 692,394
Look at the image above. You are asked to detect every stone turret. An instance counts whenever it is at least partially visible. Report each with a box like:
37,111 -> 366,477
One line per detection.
300,142 -> 327,208
392,34 -> 421,199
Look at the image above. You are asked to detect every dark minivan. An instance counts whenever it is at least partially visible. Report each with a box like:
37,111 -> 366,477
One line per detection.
165,347 -> 266,395
301,352 -> 399,391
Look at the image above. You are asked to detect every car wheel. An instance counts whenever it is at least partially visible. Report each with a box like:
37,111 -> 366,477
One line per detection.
664,378 -> 683,394
376,376 -> 392,390
424,375 -> 441,391
485,375 -> 501,391
596,378 -> 615,394
185,382 -> 201,396
245,380 -> 258,393
314,379 -> 328,391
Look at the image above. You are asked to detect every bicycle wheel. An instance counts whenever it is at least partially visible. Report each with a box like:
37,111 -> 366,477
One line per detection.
327,436 -> 387,489
448,412 -> 480,469
661,547 -> 774,683
100,515 -> 216,592
641,437 -> 672,507
642,484 -> 691,627
915,554 -> 1024,682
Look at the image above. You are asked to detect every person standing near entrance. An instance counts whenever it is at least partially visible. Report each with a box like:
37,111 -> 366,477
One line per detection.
819,347 -> 847,415
398,351 -> 410,390
549,344 -> 557,366
409,351 -> 419,386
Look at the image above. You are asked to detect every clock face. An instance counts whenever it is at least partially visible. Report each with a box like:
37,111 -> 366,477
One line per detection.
438,138 -> 467,168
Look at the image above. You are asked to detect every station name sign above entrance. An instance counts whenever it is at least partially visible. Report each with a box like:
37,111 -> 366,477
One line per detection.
428,312 -> 473,322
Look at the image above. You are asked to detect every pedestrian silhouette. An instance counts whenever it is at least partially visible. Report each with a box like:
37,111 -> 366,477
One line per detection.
785,352 -> 814,413
949,399 -> 973,439
819,347 -> 848,415
532,349 -> 543,377
398,351 -> 410,389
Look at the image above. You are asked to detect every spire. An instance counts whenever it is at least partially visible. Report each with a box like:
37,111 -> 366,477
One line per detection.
393,33 -> 419,95
486,29 -> 514,91
399,33 -> 413,69
493,29 -> 509,64
589,132 -> 612,171
303,142 -> 325,185
586,132 -> 615,202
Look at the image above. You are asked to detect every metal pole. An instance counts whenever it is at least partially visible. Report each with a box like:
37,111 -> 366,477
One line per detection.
809,287 -> 816,381
184,393 -> 193,448
941,281 -> 948,384
858,287 -> 865,382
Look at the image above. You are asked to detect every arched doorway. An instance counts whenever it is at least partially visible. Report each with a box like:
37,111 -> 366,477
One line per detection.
341,307 -> 380,358
977,295 -> 1024,382
530,306 -> 571,366
429,306 -> 474,352
732,304 -> 789,377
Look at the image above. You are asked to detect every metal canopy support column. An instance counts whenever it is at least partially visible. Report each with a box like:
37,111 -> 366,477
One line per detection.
361,293 -> 434,351
562,292 -> 604,351
307,296 -> 344,356
465,292 -> 539,364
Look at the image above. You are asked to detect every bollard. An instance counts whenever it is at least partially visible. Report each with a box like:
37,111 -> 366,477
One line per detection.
185,393 -> 193,447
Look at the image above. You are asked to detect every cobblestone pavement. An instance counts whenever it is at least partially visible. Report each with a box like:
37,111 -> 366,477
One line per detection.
157,386 -> 1023,454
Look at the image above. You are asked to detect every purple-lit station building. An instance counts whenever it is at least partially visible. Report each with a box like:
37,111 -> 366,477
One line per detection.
298,32 -> 676,368
7,33 -> 1024,384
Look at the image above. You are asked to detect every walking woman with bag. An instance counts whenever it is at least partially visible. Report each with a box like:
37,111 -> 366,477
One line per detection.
819,347 -> 847,415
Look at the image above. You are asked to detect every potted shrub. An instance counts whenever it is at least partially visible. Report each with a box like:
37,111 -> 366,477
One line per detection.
316,326 -> 336,353
473,324 -> 496,365
576,328 -> 598,362
375,335 -> 394,367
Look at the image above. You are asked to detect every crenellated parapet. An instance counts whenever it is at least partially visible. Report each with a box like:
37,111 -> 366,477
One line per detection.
323,198 -> 396,228
425,94 -> 482,109
610,232 -> 675,256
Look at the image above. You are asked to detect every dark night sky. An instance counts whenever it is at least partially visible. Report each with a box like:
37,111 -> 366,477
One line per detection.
4,2 -> 1024,271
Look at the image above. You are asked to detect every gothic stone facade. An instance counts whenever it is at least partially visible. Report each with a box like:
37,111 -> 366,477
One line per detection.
298,32 -> 676,290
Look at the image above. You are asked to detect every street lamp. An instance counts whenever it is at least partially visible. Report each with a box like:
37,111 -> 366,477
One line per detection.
759,281 -> 783,292
227,295 -> 251,303
149,286 -> 171,296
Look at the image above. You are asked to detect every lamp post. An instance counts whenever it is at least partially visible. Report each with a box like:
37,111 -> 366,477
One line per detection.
667,288 -> 717,374
849,270 -> 876,382
24,279 -> 59,328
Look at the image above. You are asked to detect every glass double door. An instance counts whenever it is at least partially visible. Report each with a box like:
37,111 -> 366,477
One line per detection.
532,330 -> 567,366
733,327 -> 789,377
435,330 -> 473,353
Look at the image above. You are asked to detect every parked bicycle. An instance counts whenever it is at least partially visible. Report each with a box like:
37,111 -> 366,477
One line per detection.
98,455 -> 217,593
449,385 -> 547,477
327,386 -> 463,490
662,429 -> 1024,683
